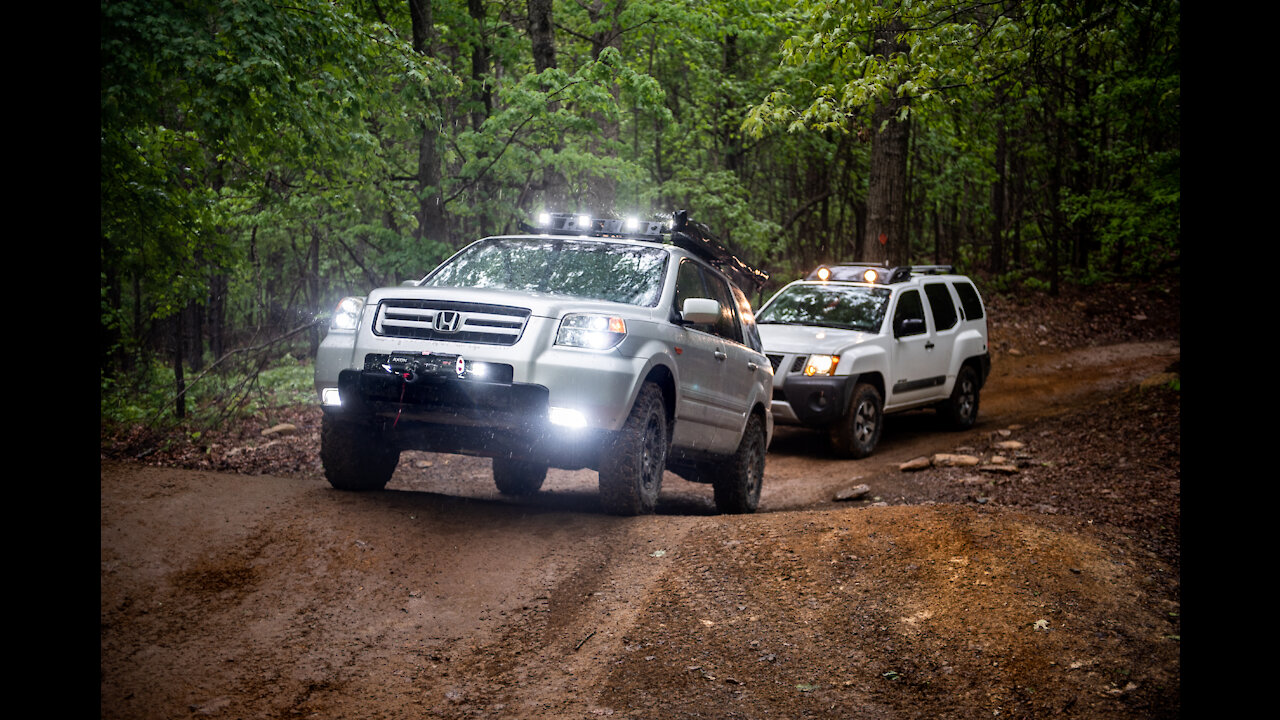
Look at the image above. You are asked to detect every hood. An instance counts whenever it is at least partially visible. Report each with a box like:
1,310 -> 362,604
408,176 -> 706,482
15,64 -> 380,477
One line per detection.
757,323 -> 879,354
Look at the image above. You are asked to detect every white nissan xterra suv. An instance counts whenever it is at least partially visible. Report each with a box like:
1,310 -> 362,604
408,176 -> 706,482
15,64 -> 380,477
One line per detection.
314,211 -> 774,515
755,264 -> 990,458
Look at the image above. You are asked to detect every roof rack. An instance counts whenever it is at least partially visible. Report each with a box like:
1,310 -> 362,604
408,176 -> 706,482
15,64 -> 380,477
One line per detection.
668,210 -> 769,293
519,209 -> 769,293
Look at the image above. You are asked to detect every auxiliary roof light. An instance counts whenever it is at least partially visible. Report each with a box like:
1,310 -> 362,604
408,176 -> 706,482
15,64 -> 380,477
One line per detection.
624,216 -> 639,231
537,211 -> 552,226
576,214 -> 592,229
816,266 -> 832,282
862,268 -> 879,283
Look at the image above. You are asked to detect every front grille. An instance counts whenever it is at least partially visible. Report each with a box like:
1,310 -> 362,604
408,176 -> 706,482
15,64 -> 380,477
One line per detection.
790,356 -> 808,373
374,299 -> 530,345
766,354 -> 784,372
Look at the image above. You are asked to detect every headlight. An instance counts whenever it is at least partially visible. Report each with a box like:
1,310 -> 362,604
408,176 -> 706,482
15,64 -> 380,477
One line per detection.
804,354 -> 839,376
556,313 -> 627,350
329,297 -> 365,331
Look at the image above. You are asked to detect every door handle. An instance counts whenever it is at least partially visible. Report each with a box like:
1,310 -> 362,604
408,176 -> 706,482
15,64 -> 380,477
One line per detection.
747,361 -> 759,372
714,349 -> 727,361
925,341 -> 935,350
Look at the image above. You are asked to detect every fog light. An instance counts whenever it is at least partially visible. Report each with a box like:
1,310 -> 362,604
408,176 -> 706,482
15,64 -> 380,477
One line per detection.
549,407 -> 587,428
809,391 -> 828,412
321,387 -> 342,406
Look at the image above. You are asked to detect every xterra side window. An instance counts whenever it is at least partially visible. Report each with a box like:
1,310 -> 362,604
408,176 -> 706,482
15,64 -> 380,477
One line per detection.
952,281 -> 985,321
893,289 -> 927,337
923,283 -> 958,331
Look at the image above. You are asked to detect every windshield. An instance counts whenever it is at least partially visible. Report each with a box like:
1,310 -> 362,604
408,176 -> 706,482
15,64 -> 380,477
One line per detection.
757,284 -> 891,332
424,237 -> 669,307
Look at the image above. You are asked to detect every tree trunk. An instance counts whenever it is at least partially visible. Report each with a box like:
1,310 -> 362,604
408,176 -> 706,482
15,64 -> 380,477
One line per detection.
528,0 -> 556,73
172,313 -> 186,420
308,226 -> 322,358
209,271 -> 226,362
861,18 -> 910,266
468,0 -> 491,132
409,0 -> 448,245
525,0 -> 568,210
990,86 -> 1008,275
186,300 -> 204,373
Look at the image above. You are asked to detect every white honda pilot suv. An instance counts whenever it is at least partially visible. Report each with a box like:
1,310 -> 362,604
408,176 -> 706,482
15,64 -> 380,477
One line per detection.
755,264 -> 990,458
314,212 -> 773,515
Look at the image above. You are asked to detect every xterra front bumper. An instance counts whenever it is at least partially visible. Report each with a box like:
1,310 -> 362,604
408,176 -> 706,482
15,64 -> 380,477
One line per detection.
771,374 -> 859,426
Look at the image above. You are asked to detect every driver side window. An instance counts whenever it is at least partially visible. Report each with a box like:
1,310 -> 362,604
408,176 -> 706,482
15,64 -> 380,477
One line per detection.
893,289 -> 927,337
675,259 -> 741,343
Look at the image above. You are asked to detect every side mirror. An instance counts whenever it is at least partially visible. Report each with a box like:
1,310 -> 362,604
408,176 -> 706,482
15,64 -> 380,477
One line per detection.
680,297 -> 721,325
894,317 -> 926,337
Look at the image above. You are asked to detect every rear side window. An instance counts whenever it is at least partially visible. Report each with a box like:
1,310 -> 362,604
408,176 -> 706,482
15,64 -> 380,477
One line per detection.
952,281 -> 985,321
730,284 -> 763,353
923,283 -> 958,330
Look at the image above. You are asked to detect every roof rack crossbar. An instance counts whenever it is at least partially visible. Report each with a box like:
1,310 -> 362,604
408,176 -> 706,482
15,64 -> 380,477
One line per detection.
909,265 -> 955,275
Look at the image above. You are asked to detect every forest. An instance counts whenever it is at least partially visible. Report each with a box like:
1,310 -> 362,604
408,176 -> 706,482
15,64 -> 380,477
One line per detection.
100,0 -> 1180,425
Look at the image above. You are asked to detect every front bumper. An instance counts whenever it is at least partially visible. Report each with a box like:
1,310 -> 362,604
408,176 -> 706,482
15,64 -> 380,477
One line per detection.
771,373 -> 858,426
328,368 -> 608,469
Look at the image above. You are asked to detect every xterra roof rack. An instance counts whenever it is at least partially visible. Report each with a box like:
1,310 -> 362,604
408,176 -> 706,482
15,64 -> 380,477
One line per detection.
806,263 -> 956,285
520,210 -> 769,293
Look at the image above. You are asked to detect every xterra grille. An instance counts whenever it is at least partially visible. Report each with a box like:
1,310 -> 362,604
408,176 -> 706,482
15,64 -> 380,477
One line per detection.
373,299 -> 530,345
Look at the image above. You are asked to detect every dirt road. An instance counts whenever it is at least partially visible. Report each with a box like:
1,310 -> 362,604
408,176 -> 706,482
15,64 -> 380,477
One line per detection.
100,340 -> 1180,719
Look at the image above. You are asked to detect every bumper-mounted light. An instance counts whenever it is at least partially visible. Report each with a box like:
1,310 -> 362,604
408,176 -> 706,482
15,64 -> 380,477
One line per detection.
549,407 -> 588,428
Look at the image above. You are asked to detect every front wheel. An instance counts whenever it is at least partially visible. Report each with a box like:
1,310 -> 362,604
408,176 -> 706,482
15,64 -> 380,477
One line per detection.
831,383 -> 883,459
320,415 -> 400,491
493,457 -> 547,496
598,383 -> 668,515
713,413 -> 765,514
939,365 -> 980,430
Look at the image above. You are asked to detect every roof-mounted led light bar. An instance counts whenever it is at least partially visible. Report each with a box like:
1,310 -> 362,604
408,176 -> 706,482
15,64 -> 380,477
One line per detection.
529,211 -> 666,239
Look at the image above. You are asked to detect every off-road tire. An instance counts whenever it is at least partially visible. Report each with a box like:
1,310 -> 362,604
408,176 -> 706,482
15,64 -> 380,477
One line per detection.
831,382 -> 883,459
713,413 -> 765,514
598,383 -> 668,515
939,364 -> 980,430
320,415 -> 400,491
493,458 -> 547,496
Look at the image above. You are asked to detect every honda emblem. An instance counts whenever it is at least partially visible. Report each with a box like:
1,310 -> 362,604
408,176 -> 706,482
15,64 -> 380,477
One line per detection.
435,310 -> 461,333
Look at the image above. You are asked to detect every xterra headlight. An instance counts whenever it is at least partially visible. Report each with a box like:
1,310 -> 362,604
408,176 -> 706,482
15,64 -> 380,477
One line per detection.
329,297 -> 365,331
804,354 -> 840,376
555,313 -> 627,350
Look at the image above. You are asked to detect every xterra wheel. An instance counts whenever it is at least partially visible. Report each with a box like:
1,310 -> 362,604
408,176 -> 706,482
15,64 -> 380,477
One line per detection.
713,413 -> 765,514
320,415 -> 400,491
493,458 -> 547,496
939,364 -> 980,430
831,382 -> 883,459
598,383 -> 668,515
